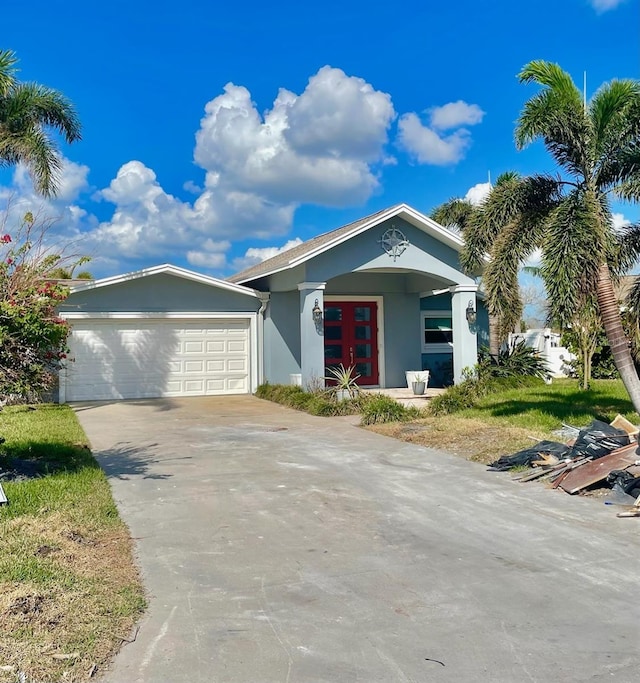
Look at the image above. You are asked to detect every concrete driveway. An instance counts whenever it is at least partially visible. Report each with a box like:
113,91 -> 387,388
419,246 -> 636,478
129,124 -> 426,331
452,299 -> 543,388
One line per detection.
75,396 -> 640,683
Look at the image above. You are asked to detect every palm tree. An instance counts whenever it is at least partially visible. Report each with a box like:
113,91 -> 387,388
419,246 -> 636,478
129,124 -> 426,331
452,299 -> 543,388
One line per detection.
431,198 -> 476,234
461,61 -> 640,411
0,49 -> 81,197
432,173 -> 521,356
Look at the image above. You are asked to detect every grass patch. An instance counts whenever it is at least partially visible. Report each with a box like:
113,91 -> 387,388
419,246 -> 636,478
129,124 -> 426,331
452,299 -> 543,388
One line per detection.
0,404 -> 145,683
367,379 -> 639,465
462,378 -> 639,432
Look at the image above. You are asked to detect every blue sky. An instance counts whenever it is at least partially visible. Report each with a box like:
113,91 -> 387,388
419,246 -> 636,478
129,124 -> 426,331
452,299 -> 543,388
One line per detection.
1,0 -> 639,278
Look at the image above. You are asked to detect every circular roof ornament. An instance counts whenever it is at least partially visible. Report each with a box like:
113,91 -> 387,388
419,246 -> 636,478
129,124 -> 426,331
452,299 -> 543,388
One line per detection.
379,226 -> 409,262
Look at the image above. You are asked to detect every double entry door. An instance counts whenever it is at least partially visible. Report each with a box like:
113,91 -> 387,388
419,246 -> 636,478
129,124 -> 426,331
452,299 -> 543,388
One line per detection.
324,301 -> 379,386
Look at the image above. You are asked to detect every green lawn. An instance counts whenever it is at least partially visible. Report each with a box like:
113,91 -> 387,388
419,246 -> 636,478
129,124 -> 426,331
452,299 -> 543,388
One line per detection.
367,379 -> 640,465
462,378 -> 639,432
0,404 -> 145,683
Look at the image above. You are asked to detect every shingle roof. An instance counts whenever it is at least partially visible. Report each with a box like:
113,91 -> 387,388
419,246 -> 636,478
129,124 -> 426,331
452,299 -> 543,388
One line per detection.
228,203 -> 462,285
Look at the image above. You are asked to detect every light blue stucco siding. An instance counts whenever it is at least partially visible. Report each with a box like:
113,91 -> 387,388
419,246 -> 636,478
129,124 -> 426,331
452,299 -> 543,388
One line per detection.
419,293 -> 488,386
305,219 -> 475,289
263,291 -> 301,384
383,293 -> 422,387
256,217 -> 479,388
64,273 -> 261,313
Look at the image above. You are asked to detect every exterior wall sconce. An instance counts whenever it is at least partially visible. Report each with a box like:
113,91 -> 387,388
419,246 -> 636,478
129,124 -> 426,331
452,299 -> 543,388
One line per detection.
312,299 -> 323,325
466,300 -> 477,325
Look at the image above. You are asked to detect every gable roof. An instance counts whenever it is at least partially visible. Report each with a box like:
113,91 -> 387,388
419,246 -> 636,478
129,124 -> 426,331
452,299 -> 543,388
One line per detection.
228,203 -> 465,285
69,263 -> 261,298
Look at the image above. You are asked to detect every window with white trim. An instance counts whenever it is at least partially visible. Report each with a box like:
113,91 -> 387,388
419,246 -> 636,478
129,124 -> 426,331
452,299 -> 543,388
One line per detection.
421,311 -> 453,353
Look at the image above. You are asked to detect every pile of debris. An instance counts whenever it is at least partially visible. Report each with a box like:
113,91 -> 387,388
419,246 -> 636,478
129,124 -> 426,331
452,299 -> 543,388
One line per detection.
489,416 -> 640,518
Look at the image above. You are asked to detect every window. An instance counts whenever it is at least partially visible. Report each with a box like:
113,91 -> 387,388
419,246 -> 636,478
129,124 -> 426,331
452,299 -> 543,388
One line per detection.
421,311 -> 453,353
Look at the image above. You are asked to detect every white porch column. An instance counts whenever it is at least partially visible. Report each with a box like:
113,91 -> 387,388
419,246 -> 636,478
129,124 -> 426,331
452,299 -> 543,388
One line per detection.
298,282 -> 326,388
450,284 -> 479,384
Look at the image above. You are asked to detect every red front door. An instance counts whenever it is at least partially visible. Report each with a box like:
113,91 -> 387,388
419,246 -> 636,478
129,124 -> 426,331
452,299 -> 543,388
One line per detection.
324,302 -> 379,386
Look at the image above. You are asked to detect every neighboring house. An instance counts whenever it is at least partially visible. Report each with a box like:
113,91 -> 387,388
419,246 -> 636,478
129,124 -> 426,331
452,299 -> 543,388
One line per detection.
59,204 -> 488,402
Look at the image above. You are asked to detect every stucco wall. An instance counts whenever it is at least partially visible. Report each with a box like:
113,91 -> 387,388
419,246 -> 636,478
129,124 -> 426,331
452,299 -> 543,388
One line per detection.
304,218 -> 474,287
263,291 -> 301,384
383,292 -> 422,387
63,274 -> 261,313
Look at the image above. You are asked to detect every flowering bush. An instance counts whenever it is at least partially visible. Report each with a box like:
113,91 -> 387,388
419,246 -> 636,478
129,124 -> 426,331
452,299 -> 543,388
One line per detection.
0,211 -> 84,402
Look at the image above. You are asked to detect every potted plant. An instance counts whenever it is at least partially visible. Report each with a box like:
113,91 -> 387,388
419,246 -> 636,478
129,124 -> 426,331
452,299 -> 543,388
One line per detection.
411,372 -> 427,395
326,364 -> 361,401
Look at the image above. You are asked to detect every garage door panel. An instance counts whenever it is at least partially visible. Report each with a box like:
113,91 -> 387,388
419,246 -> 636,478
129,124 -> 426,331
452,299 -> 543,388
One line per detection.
227,359 -> 247,371
228,340 -> 247,352
65,319 -> 251,401
206,340 -> 225,353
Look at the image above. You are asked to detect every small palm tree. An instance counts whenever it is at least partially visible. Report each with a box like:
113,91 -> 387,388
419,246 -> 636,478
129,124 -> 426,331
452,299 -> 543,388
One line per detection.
462,61 -> 640,410
0,50 -> 81,197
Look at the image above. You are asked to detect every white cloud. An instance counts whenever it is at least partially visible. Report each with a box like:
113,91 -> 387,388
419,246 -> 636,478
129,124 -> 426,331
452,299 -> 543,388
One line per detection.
0,159 -> 97,252
429,101 -> 485,130
464,181 -> 492,206
56,159 -> 90,202
232,238 -> 303,272
590,0 -> 626,12
186,251 -> 228,269
612,212 -> 631,231
77,66 -> 397,269
0,69 -> 489,275
194,66 -> 395,208
397,113 -> 472,165
396,100 -> 484,166
186,238 -> 231,270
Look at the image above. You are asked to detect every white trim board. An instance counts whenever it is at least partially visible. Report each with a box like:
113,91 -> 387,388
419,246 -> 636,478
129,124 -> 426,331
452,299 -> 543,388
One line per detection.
69,263 -> 260,299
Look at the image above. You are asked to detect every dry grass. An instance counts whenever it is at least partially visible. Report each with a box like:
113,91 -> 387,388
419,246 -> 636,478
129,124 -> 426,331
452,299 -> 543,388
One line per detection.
366,415 -> 549,465
0,515 -> 144,682
0,406 -> 145,683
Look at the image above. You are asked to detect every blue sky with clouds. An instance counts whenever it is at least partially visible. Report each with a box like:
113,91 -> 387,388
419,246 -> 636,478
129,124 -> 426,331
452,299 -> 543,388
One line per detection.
1,0 -> 639,277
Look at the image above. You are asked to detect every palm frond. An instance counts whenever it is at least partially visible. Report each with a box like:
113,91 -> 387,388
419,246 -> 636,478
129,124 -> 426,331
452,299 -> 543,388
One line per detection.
591,79 -> 640,145
4,83 -> 81,143
615,177 -> 640,202
482,208 -> 548,338
592,83 -> 640,192
2,126 -> 62,196
610,222 -> 640,275
430,198 -> 475,231
541,189 -> 605,327
516,61 -> 590,178
459,173 -> 521,273
0,49 -> 18,96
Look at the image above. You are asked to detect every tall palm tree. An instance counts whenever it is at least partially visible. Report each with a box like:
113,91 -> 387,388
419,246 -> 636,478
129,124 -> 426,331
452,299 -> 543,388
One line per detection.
462,61 -> 640,410
0,49 -> 81,197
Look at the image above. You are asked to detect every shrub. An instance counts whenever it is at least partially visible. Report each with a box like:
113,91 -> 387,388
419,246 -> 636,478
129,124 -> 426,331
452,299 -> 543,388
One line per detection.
256,382 -> 365,416
257,384 -> 425,423
478,341 -> 549,380
360,394 -> 422,425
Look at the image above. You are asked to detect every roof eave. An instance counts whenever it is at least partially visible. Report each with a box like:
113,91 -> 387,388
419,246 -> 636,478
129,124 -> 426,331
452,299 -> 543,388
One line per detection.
69,264 -> 261,298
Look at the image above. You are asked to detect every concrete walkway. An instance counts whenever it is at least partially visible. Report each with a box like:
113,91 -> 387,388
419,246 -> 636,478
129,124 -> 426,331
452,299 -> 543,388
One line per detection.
75,396 -> 640,683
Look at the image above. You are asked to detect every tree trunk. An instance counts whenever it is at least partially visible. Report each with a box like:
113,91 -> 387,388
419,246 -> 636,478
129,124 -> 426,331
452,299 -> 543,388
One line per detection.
596,263 -> 640,413
488,312 -> 501,357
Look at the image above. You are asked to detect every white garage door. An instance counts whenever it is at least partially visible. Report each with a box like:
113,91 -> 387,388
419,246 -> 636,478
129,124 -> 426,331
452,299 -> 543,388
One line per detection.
64,318 -> 252,401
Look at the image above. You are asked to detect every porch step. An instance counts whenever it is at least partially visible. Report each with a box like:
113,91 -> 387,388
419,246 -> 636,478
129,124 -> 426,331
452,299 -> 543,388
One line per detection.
361,387 -> 446,409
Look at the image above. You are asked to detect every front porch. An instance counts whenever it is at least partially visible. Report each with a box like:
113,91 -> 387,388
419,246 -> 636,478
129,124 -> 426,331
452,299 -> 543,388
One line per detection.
229,204 -> 487,390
